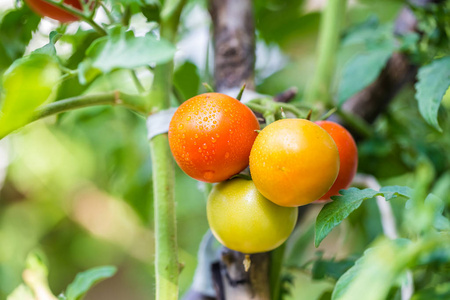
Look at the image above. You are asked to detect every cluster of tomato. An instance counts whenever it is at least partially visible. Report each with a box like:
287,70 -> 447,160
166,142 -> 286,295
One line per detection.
169,93 -> 357,254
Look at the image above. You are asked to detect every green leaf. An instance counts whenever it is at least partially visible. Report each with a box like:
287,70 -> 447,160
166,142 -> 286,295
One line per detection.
332,238 -> 412,300
337,47 -> 394,106
0,53 -> 61,138
141,1 -> 161,22
412,282 -> 450,300
83,28 -> 175,73
0,6 -> 40,70
315,188 -> 378,247
332,236 -> 450,300
342,18 -> 393,49
173,61 -> 200,101
415,56 -> 450,132
65,266 -> 117,300
312,257 -> 356,280
379,185 -> 413,200
33,31 -> 62,56
315,187 -> 413,247
6,285 -> 34,300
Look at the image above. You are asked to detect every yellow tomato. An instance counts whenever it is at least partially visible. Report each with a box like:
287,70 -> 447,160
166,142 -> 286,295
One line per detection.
249,119 -> 340,207
207,178 -> 298,253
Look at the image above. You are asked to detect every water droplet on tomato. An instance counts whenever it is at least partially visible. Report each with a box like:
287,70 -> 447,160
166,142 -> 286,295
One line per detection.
186,116 -> 191,121
225,152 -> 230,158
178,124 -> 183,129
195,134 -> 198,138
203,143 -> 207,149
203,171 -> 214,180
211,137 -> 216,143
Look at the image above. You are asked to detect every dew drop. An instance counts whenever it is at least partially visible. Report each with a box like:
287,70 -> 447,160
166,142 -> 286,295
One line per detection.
195,134 -> 199,138
203,143 -> 207,149
198,148 -> 202,153
211,137 -> 216,143
182,133 -> 185,138
203,171 -> 214,181
178,124 -> 184,129
186,116 -> 191,121
203,117 -> 208,121
225,152 -> 230,158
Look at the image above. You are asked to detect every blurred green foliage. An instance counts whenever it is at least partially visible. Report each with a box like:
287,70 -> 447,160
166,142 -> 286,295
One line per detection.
0,0 -> 449,299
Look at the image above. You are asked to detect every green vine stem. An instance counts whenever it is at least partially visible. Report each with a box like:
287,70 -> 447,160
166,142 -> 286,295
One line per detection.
148,1 -> 186,299
304,0 -> 347,107
0,91 -> 149,140
246,98 -> 309,124
41,0 -> 107,36
33,91 -> 149,119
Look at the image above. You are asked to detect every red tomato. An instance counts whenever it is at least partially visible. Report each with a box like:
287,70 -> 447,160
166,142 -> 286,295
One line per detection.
25,0 -> 83,23
168,93 -> 260,183
315,121 -> 358,201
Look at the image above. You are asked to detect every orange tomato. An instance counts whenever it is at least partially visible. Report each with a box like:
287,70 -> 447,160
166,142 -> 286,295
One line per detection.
314,121 -> 358,202
249,119 -> 339,207
25,0 -> 83,23
169,93 -> 260,183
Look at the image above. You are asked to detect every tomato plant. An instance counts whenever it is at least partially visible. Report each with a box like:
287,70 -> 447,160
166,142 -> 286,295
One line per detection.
315,120 -> 358,201
25,0 -> 83,23
249,118 -> 340,207
168,93 -> 260,183
207,178 -> 298,253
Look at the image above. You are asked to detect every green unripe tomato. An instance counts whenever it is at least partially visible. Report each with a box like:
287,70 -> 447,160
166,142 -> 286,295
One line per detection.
207,178 -> 298,253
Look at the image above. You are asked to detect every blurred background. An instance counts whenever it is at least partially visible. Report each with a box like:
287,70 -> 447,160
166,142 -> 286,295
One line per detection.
1,0 -> 449,299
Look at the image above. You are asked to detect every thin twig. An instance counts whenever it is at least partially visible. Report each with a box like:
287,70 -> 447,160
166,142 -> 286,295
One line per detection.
33,91 -> 149,121
41,0 -> 107,36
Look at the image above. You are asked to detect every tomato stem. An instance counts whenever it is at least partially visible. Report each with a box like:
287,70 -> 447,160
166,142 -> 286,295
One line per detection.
40,0 -> 107,36
148,1 -> 187,299
32,91 -> 149,119
0,91 -> 151,140
236,83 -> 247,101
202,82 -> 215,93
304,0 -> 347,107
243,254 -> 251,272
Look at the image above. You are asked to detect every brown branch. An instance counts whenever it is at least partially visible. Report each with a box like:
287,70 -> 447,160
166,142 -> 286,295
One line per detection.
215,250 -> 270,300
336,0 -> 440,130
209,0 -> 256,91
341,52 -> 416,124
